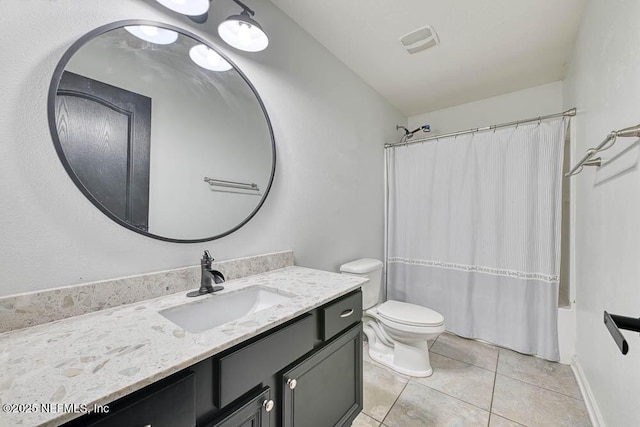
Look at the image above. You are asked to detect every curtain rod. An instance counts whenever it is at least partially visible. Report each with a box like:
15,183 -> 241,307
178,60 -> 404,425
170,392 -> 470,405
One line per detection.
384,108 -> 577,149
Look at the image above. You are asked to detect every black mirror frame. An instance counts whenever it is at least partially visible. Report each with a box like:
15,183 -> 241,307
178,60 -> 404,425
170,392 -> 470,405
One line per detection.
47,20 -> 276,243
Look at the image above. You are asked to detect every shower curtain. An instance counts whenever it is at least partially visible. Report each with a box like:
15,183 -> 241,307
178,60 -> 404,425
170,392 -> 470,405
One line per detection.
386,119 -> 566,361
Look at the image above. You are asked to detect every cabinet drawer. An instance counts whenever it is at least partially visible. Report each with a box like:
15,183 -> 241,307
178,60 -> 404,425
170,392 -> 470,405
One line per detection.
321,291 -> 362,341
217,314 -> 314,407
87,372 -> 195,427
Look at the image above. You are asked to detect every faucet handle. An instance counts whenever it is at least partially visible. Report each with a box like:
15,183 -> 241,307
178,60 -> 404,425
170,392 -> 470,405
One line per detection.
202,250 -> 214,262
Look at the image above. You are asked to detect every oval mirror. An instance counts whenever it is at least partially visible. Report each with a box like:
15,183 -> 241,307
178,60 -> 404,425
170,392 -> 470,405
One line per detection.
48,21 -> 275,243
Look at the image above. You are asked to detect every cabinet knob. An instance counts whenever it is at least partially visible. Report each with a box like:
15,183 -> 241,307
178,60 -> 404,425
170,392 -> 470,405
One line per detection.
262,399 -> 275,412
287,378 -> 297,389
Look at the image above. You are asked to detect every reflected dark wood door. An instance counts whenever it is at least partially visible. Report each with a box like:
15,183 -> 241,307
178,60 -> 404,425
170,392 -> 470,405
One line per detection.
55,71 -> 152,231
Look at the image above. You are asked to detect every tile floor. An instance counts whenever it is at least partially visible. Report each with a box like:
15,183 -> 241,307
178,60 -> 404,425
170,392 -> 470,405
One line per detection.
352,333 -> 591,427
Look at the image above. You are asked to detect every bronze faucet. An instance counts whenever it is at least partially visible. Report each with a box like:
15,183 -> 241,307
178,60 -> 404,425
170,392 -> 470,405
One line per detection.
187,250 -> 225,297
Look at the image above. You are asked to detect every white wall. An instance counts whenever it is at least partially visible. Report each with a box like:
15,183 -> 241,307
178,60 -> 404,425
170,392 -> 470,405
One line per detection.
563,0 -> 640,425
0,0 -> 404,296
408,81 -> 564,135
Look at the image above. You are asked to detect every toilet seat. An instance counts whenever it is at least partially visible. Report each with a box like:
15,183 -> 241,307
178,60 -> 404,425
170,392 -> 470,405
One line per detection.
371,313 -> 445,335
376,300 -> 444,327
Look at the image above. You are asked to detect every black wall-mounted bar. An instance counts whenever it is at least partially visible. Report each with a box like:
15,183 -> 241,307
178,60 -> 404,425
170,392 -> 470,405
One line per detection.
604,311 -> 640,355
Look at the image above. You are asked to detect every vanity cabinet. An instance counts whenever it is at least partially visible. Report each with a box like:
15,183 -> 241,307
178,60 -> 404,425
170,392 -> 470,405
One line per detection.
65,289 -> 362,427
82,371 -> 196,427
216,314 -> 314,408
282,323 -> 362,427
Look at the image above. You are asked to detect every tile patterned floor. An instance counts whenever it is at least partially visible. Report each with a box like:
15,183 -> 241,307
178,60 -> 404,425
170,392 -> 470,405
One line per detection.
352,333 -> 591,427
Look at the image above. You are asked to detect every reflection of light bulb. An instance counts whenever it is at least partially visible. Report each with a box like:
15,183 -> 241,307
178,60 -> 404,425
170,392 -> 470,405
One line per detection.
140,25 -> 159,36
172,0 -> 186,4
237,22 -> 252,47
206,48 -> 221,66
189,44 -> 232,71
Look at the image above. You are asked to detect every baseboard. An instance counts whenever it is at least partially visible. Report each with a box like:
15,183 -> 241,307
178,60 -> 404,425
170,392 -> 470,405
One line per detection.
571,356 -> 605,427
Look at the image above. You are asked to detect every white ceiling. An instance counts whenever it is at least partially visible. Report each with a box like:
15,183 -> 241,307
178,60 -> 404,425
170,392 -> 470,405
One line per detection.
270,0 -> 586,117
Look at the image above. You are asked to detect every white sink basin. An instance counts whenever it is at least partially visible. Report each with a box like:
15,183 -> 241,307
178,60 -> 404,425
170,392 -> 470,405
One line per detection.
159,287 -> 293,334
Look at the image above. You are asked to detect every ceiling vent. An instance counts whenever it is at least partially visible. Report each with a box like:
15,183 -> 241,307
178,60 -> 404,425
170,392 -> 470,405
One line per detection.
399,25 -> 439,54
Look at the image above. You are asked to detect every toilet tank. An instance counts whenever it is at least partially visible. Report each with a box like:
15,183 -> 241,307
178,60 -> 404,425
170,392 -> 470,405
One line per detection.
340,258 -> 384,310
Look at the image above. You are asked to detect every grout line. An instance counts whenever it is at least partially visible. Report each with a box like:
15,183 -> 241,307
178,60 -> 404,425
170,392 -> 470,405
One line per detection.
361,350 -> 410,424
363,356 -> 390,370
488,350 -> 499,425
360,411 -> 384,425
489,409 -> 527,427
434,336 -> 580,402
496,360 -> 584,402
493,346 -> 583,401
407,378 -> 491,414
380,378 -> 409,426
364,339 -> 580,427
490,412 -> 527,427
430,351 -> 496,374
361,411 -> 382,424
495,372 -> 586,403
365,344 -> 493,415
429,341 -> 499,373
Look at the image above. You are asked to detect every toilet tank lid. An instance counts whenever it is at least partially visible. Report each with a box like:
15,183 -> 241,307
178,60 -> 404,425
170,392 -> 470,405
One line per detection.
340,258 -> 383,274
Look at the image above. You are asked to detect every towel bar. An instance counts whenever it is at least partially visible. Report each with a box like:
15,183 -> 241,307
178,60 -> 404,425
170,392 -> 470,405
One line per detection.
604,310 -> 640,355
566,123 -> 640,177
204,177 -> 259,191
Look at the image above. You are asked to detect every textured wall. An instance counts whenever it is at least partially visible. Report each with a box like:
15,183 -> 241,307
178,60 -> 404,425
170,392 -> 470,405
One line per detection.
0,0 -> 404,296
408,81 -> 564,135
563,0 -> 640,425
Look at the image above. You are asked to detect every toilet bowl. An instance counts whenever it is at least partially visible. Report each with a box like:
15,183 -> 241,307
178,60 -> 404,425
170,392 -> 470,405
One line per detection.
340,259 -> 444,377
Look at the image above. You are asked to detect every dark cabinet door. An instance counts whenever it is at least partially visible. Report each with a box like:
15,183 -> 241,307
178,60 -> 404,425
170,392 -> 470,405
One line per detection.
282,323 -> 363,427
209,387 -> 272,427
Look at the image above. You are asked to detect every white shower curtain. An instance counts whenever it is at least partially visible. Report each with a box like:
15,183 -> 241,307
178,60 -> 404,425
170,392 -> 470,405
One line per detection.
386,119 -> 566,361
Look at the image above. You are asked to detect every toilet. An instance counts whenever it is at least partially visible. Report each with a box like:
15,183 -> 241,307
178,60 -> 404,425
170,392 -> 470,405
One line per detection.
340,258 -> 445,377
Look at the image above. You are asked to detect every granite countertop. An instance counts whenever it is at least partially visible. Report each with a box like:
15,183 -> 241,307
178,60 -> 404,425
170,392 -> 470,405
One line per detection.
0,266 -> 366,427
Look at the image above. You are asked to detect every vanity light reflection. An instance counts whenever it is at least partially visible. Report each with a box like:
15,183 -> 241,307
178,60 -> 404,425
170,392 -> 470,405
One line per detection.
124,25 -> 178,45
189,44 -> 232,71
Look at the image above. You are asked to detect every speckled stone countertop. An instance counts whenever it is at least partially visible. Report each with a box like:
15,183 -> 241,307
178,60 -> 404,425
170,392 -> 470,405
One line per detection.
0,266 -> 366,427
